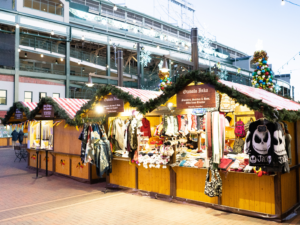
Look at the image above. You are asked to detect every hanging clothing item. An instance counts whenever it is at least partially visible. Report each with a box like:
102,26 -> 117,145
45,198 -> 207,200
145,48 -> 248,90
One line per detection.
128,118 -> 138,151
205,112 -> 212,159
114,118 -> 125,150
220,94 -> 235,112
197,116 -> 204,131
177,115 -> 182,132
140,118 -> 151,137
219,113 -> 225,156
246,119 -> 275,167
85,125 -> 95,163
187,114 -> 192,131
285,133 -> 292,164
96,137 -> 112,177
165,116 -> 178,136
191,115 -> 197,131
79,124 -> 88,162
212,112 -> 220,163
179,115 -> 188,135
154,122 -> 163,136
273,122 -> 289,166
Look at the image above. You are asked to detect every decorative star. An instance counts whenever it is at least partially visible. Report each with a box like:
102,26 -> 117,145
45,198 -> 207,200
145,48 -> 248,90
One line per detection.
140,50 -> 151,67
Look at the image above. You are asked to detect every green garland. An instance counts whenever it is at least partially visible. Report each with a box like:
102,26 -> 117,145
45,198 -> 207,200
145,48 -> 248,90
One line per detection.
3,71 -> 300,126
73,84 -> 145,121
2,102 -> 32,125
138,70 -> 300,122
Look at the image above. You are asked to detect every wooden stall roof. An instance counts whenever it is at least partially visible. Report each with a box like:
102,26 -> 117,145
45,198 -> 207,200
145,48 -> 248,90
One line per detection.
51,98 -> 89,119
2,101 -> 38,124
219,80 -> 300,111
116,86 -> 162,103
20,102 -> 38,111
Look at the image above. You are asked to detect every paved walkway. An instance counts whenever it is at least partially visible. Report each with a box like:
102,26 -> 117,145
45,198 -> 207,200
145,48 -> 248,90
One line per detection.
1,148 -> 300,225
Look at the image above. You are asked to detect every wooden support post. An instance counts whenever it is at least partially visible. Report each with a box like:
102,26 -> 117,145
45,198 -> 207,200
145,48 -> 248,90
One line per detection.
135,166 -> 138,190
295,122 -> 299,203
88,162 -> 92,182
274,172 -> 282,220
170,145 -> 177,198
70,158 -> 72,176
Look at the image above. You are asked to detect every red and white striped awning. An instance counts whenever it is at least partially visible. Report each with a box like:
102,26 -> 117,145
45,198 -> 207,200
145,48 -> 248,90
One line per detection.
219,80 -> 300,111
116,87 -> 162,103
52,98 -> 89,119
20,102 -> 37,111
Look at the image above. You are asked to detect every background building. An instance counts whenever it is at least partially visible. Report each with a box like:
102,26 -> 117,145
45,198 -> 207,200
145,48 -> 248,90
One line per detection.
0,0 -> 295,116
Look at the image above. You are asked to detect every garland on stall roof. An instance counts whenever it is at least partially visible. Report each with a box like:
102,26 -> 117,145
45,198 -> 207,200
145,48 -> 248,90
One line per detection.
74,84 -> 145,120
138,70 -> 300,122
2,102 -> 32,125
28,97 -> 82,127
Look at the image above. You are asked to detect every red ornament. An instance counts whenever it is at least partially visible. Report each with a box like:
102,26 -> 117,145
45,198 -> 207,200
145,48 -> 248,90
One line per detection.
267,64 -> 269,66
265,72 -> 269,75
259,87 -> 262,89
161,87 -> 164,90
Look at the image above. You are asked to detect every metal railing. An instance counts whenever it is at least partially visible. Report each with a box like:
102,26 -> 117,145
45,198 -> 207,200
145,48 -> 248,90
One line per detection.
20,60 -> 65,75
23,0 -> 64,16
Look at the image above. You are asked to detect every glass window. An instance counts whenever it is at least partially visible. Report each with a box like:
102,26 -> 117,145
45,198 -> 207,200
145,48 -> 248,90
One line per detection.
53,93 -> 60,98
24,91 -> 32,102
39,92 -> 47,101
0,90 -> 7,105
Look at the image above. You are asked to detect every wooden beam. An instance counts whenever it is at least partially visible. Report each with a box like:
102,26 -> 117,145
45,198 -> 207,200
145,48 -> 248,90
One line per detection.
274,172 -> 282,219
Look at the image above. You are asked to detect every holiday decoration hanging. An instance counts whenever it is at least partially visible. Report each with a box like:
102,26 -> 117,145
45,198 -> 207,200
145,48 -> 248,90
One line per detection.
158,59 -> 172,91
251,50 -> 275,92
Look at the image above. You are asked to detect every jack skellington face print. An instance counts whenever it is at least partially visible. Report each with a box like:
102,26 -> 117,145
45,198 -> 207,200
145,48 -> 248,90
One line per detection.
273,122 -> 288,164
252,126 -> 271,155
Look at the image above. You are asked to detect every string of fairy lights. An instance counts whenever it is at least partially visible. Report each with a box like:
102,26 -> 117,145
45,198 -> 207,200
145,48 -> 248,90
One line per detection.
281,0 -> 300,7
277,52 -> 300,74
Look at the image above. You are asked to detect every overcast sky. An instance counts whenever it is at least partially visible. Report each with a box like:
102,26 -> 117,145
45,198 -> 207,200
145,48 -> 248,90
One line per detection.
114,0 -> 300,99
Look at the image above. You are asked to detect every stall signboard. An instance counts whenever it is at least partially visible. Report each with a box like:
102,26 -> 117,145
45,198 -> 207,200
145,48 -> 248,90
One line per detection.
100,95 -> 124,113
14,109 -> 23,119
177,84 -> 216,109
41,104 -> 54,118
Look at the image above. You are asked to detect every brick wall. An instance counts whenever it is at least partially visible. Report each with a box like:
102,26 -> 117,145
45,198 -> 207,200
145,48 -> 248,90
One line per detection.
0,75 -> 65,86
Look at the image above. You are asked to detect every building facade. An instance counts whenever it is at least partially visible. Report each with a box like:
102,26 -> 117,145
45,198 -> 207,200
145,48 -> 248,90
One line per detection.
0,0 -> 294,116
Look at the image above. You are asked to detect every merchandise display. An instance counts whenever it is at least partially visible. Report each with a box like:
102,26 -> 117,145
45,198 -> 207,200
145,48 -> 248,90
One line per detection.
79,123 -> 112,177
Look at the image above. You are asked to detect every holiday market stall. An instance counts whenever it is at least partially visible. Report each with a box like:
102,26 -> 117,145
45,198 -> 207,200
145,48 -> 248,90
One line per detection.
84,70 -> 300,221
1,101 -> 36,147
20,97 -> 106,183
75,86 -> 163,190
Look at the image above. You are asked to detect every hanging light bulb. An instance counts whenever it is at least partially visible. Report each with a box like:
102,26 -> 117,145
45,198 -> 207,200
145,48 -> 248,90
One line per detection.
51,30 -> 54,35
60,58 -> 63,61
109,39 -> 112,45
15,23 -> 19,28
177,47 -> 180,50
78,61 -> 81,65
86,75 -> 94,87
133,19 -> 136,23
106,65 -> 109,68
18,48 -> 21,52
157,45 -> 160,49
82,67 -> 85,71
55,60 -> 58,64
97,54 -> 99,58
82,35 -> 85,40
41,54 -> 44,58
96,106 -> 104,113
24,52 -> 27,57
160,58 -> 169,73
281,0 -> 285,5
113,4 -> 117,11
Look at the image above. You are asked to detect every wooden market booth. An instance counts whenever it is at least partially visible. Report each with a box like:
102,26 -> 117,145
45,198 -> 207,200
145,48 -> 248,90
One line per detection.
23,97 -> 105,183
82,72 -> 300,222
1,101 -> 35,147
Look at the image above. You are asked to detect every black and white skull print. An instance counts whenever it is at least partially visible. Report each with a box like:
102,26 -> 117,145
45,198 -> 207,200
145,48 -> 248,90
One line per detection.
252,128 -> 271,155
273,124 -> 286,156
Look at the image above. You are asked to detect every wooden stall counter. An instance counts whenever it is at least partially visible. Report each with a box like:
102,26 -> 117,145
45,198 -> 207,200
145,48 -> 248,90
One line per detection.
0,137 -> 11,148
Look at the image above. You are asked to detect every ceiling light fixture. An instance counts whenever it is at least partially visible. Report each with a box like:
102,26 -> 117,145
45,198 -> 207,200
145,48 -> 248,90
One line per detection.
82,35 -> 85,40
113,4 -> 117,11
281,0 -> 285,5
51,30 -> 54,35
